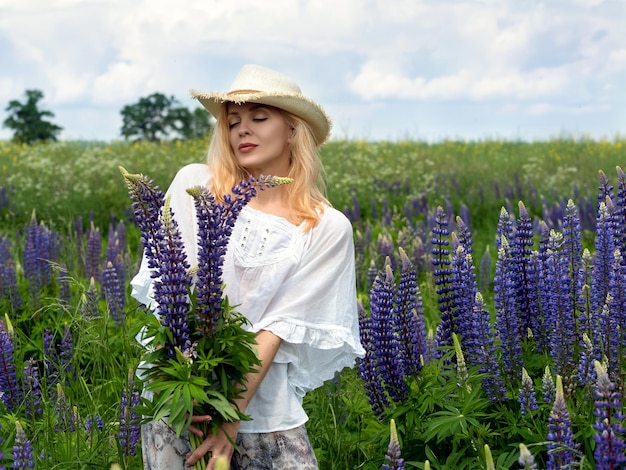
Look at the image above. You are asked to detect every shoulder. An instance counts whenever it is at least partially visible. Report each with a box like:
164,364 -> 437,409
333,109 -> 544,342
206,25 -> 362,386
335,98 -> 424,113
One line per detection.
168,163 -> 212,193
312,205 -> 354,242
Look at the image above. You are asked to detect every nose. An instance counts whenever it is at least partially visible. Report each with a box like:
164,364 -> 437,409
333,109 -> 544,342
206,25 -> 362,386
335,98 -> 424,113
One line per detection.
238,119 -> 251,136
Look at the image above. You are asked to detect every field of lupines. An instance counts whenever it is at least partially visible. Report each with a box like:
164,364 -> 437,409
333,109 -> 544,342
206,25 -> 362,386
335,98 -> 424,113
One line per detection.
0,136 -> 625,469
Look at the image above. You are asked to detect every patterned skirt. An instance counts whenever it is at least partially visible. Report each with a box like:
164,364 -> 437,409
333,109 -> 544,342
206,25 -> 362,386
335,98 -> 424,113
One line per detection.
141,420 -> 318,470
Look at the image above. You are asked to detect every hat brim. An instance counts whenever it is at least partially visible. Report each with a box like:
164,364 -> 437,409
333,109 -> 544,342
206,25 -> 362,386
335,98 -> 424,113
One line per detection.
190,90 -> 331,145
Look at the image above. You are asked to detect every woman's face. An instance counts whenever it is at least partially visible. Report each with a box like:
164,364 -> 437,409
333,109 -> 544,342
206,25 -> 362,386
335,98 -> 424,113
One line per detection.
227,102 -> 293,177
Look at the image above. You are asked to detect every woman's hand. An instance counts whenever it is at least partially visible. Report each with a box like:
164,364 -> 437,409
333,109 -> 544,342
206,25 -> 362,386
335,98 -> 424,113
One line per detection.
186,420 -> 241,470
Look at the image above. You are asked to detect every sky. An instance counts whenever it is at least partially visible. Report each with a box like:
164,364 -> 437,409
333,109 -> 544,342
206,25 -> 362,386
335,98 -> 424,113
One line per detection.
0,0 -> 624,142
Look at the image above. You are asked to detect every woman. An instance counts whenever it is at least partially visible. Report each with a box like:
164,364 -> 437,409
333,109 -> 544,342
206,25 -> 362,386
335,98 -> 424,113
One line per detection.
131,64 -> 365,469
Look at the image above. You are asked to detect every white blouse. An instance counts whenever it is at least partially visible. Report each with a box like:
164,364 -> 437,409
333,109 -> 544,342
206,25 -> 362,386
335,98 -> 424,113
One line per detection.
130,163 -> 365,433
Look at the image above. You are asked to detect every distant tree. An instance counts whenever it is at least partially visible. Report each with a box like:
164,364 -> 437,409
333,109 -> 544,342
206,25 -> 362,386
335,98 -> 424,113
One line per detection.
120,93 -> 212,142
188,107 -> 214,140
3,89 -> 63,144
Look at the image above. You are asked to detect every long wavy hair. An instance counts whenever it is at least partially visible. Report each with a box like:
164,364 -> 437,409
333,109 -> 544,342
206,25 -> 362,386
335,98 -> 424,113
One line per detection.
206,104 -> 328,231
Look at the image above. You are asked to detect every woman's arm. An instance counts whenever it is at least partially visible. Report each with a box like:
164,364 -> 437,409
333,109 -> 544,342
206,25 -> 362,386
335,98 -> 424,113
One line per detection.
186,329 -> 283,469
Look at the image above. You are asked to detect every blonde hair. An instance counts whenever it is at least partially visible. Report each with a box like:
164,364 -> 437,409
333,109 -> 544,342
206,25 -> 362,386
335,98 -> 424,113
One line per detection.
206,105 -> 328,231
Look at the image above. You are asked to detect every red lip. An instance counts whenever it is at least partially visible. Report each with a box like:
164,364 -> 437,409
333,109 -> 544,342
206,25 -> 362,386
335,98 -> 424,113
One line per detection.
238,143 -> 257,152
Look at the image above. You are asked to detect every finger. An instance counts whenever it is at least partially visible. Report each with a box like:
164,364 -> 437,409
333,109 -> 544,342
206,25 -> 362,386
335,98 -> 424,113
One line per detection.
187,425 -> 204,437
190,415 -> 213,423
186,438 -> 213,467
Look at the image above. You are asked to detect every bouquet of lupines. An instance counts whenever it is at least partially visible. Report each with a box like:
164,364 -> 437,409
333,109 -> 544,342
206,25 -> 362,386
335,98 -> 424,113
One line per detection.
120,167 -> 292,468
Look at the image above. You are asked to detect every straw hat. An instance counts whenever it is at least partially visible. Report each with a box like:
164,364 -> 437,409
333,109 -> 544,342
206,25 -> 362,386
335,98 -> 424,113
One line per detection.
191,64 -> 331,145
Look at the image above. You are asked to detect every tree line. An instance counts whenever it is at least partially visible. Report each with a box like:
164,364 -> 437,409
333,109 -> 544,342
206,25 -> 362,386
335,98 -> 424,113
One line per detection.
2,89 -> 214,144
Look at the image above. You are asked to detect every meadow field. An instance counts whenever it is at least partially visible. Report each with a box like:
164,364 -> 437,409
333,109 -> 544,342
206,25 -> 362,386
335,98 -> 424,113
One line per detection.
0,136 -> 625,469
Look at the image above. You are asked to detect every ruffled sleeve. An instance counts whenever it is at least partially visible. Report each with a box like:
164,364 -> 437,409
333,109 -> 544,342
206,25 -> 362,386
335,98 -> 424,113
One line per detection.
251,207 -> 365,395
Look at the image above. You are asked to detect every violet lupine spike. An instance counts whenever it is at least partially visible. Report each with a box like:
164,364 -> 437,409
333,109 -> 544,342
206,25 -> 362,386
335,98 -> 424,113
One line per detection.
376,230 -> 396,271
544,230 -> 576,379
452,333 -> 471,393
479,245 -> 492,294
547,376 -> 578,470
0,238 -> 22,311
119,381 -> 142,457
59,324 -> 74,383
431,206 -> 456,354
473,292 -> 506,402
122,166 -> 193,357
54,383 -> 76,432
597,169 -> 614,209
577,333 -> 596,386
598,295 -> 620,379
518,368 -> 539,416
370,261 -> 408,403
85,222 -> 101,281
455,216 -> 473,255
382,419 -> 405,470
102,261 -> 125,326
43,327 -> 58,390
81,277 -> 99,319
578,249 -> 594,340
357,300 -> 389,417
12,421 -> 34,469
615,166 -> 626,251
511,201 -> 539,340
393,247 -> 427,375
518,443 -> 537,470
496,206 -> 512,252
451,244 -> 480,365
0,319 -> 20,412
592,360 -> 626,469
23,358 -> 42,419
591,201 -> 616,331
57,263 -> 70,306
187,175 -> 292,336
542,366 -> 556,404
494,237 -> 523,382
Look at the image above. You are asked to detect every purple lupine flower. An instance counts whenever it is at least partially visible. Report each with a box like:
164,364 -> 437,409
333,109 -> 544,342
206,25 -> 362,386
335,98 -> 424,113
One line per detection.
122,169 -> 192,357
592,361 -> 626,469
0,237 -> 22,311
393,248 -> 427,375
451,243 -> 480,364
382,419 -> 405,470
0,319 -> 20,411
187,175 -> 289,336
22,215 -> 58,301
518,368 -> 538,416
542,366 -> 556,404
598,295 -> 620,379
102,261 -> 125,326
473,292 -> 506,402
376,230 -> 396,271
615,166 -> 626,251
496,207 -> 512,252
119,381 -> 141,456
43,327 -> 59,390
54,383 -> 76,432
494,237 -> 523,382
59,324 -> 74,382
12,421 -> 34,469
543,230 -> 576,379
455,216 -> 473,255
369,262 -> 407,403
22,359 -> 42,419
85,222 -> 101,282
547,375 -> 578,470
357,300 -> 389,417
105,221 -> 127,285
431,206 -> 456,354
578,249 -> 594,339
577,333 -> 596,386
591,200 -> 616,335
81,277 -> 99,319
85,415 -> 104,433
518,443 -> 537,470
366,259 -> 378,291
511,201 -> 539,340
